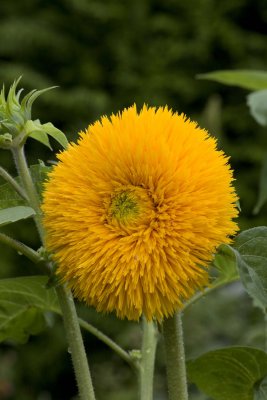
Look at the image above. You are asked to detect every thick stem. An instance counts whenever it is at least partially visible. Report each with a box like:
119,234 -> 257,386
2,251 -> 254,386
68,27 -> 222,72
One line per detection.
56,285 -> 95,400
0,166 -> 29,201
139,318 -> 158,400
162,312 -> 188,400
12,146 -> 44,240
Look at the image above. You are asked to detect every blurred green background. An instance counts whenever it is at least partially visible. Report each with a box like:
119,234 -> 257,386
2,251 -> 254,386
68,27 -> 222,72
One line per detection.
0,0 -> 267,399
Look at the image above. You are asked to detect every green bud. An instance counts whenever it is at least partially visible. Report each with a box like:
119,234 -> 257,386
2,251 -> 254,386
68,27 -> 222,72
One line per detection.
0,77 -> 68,149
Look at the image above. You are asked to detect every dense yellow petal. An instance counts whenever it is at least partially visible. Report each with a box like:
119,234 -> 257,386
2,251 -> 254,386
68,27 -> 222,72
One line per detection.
42,105 -> 238,321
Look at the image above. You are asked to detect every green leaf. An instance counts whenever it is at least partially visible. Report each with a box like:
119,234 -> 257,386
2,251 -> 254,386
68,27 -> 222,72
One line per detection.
187,347 -> 267,400
234,227 -> 267,248
24,119 -> 67,149
234,227 -> 267,310
42,122 -> 68,149
0,206 -> 35,227
0,163 -> 52,210
247,90 -> 267,126
254,375 -> 267,400
29,130 -> 51,149
197,70 -> 267,91
212,244 -> 239,285
253,155 -> 267,214
25,120 -> 52,149
0,276 -> 59,343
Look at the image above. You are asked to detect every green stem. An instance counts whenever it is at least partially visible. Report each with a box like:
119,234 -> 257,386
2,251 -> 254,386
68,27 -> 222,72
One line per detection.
11,144 -> 96,400
0,165 -> 29,201
78,318 -> 138,370
0,232 -> 42,264
139,318 -> 158,400
162,312 -> 188,400
12,146 -> 44,240
56,285 -> 95,400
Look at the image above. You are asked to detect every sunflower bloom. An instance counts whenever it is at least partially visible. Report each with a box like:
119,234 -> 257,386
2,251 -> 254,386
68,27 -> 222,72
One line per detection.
42,105 -> 238,321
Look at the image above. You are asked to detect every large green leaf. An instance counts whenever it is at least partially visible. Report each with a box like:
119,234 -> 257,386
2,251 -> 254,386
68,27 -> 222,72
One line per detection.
253,155 -> 267,214
247,90 -> 267,126
234,227 -> 267,310
187,347 -> 267,400
197,70 -> 267,90
0,276 -> 59,343
0,206 -> 35,227
0,163 -> 51,210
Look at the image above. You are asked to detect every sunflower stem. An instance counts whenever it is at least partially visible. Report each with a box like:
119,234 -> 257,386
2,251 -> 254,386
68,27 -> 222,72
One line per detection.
162,312 -> 188,400
11,143 -> 96,400
56,285 -> 96,400
139,318 -> 158,400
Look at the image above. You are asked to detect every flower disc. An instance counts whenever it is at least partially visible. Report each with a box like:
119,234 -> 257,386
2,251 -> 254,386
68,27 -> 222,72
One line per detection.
42,105 -> 238,321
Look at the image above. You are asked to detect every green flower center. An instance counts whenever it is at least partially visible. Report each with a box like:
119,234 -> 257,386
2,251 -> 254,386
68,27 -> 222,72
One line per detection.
109,191 -> 139,224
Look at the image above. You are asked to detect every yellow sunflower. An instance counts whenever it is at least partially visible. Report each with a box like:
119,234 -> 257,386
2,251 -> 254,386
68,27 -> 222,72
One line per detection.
42,105 -> 238,321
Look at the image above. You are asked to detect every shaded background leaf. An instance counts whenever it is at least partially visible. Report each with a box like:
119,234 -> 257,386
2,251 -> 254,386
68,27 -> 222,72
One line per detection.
247,90 -> 267,126
234,227 -> 267,310
253,155 -> 267,215
197,70 -> 267,91
187,347 -> 267,400
0,276 -> 59,343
